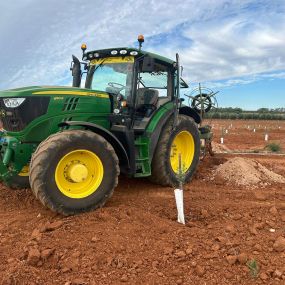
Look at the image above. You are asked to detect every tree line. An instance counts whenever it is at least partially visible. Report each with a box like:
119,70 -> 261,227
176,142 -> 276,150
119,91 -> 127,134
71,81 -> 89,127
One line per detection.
204,107 -> 285,120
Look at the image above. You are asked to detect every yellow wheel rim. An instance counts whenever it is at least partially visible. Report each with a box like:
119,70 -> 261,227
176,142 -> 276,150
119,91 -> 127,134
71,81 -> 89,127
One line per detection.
19,165 -> 29,177
170,131 -> 195,173
55,149 -> 104,199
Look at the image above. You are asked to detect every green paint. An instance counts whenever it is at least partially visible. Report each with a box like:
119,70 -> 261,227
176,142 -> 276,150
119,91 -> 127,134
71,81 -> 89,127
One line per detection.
146,102 -> 174,133
0,86 -> 111,182
132,102 -> 175,177
134,136 -> 151,177
2,86 -> 111,142
0,48 -> 199,184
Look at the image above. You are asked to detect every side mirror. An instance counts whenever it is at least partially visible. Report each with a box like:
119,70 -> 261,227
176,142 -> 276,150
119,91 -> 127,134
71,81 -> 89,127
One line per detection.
141,56 -> 155,72
71,55 -> 81,87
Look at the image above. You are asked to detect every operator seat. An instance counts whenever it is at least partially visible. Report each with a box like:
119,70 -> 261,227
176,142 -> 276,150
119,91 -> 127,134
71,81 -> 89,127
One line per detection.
136,88 -> 159,117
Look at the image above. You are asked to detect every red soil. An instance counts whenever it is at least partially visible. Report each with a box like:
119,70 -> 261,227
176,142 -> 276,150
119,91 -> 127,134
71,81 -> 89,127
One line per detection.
1,120 -> 285,285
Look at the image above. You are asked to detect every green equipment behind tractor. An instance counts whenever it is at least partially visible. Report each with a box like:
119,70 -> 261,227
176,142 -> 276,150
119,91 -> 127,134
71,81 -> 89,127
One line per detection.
0,35 -> 208,215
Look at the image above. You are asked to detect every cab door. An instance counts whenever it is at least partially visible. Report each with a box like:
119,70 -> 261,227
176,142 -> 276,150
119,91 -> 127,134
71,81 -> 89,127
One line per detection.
133,58 -> 174,131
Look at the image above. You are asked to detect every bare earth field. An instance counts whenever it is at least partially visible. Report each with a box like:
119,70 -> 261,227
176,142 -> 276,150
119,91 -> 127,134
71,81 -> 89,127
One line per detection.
208,119 -> 285,152
0,120 -> 285,285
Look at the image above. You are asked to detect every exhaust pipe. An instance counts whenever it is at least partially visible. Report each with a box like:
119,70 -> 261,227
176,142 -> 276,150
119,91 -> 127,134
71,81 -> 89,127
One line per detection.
71,55 -> 81,87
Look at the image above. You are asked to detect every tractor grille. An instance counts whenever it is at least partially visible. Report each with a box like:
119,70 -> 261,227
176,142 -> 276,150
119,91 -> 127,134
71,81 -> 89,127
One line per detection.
0,97 -> 50,132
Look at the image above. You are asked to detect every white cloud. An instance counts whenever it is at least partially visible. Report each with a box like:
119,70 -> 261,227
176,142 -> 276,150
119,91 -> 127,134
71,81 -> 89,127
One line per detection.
180,18 -> 285,82
204,71 -> 285,90
0,0 -> 284,91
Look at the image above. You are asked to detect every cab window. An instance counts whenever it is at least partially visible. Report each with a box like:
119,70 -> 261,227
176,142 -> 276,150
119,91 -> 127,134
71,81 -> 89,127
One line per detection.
138,61 -> 172,98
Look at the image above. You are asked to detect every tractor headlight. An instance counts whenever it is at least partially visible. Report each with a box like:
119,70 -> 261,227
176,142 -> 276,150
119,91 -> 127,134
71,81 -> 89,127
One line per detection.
120,50 -> 127,55
3,98 -> 26,108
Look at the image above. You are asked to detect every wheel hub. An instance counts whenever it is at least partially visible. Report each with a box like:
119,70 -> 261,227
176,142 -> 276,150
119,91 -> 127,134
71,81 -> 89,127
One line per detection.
67,163 -> 88,183
55,150 -> 104,199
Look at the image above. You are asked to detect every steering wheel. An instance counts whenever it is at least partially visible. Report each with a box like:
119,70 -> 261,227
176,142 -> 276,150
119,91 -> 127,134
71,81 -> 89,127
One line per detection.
108,82 -> 125,91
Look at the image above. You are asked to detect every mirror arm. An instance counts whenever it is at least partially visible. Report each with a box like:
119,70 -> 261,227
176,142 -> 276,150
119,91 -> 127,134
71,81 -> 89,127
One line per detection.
173,53 -> 180,129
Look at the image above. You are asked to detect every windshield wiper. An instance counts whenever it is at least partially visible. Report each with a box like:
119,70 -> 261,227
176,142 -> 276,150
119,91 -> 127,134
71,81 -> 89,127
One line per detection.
94,58 -> 107,73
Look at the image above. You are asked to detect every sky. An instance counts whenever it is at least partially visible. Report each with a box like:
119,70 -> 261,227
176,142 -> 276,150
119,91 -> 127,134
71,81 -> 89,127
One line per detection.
0,0 -> 284,110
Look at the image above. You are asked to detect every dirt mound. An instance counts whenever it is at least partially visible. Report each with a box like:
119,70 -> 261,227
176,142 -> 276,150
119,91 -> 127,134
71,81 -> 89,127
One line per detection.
213,157 -> 285,186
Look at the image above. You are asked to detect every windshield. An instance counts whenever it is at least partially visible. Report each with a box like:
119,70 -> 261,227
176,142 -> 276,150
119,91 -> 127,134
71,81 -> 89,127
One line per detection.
87,56 -> 134,98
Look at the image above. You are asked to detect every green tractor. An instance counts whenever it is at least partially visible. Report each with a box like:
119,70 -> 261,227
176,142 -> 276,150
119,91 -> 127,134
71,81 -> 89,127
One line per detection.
0,35 -> 202,215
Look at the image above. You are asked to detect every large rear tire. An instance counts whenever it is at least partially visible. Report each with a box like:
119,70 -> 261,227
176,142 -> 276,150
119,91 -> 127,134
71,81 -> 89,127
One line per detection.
29,130 -> 119,215
149,115 -> 200,186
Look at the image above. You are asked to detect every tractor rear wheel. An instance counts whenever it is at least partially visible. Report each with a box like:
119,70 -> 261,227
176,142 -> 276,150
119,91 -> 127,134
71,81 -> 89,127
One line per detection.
29,130 -> 119,215
150,115 -> 200,186
4,165 -> 30,189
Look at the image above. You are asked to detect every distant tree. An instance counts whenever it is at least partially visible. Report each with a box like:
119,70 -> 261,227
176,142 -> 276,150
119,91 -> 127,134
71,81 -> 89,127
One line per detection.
264,113 -> 272,120
234,107 -> 243,113
258,113 -> 266,120
257,108 -> 269,113
202,106 -> 285,120
229,113 -> 237,119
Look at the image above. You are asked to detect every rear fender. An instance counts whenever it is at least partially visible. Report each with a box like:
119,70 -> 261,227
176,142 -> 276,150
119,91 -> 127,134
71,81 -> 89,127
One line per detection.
148,106 -> 201,161
179,106 -> 201,124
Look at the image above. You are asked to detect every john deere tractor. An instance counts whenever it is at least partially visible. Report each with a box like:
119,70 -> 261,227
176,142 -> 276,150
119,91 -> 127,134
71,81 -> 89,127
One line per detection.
0,35 -> 201,215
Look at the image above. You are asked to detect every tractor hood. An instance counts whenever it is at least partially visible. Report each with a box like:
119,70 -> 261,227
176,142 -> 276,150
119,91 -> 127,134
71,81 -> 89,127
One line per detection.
0,86 -> 110,134
0,86 -> 109,99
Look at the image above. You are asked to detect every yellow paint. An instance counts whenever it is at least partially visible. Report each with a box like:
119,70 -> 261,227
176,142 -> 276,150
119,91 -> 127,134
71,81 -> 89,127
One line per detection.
67,164 -> 88,183
33,91 -> 109,98
18,165 -> 29,177
55,149 -> 103,199
90,56 -> 134,65
170,131 -> 195,174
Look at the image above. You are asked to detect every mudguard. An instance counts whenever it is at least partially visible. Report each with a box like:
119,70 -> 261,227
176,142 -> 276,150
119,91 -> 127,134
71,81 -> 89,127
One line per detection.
179,106 -> 201,124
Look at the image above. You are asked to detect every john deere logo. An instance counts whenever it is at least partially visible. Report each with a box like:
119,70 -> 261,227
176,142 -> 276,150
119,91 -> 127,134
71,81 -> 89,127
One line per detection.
0,109 -> 6,117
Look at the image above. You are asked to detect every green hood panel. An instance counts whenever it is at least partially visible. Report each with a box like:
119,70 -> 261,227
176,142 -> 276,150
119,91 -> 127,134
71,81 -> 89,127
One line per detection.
0,86 -> 109,98
0,85 -> 111,142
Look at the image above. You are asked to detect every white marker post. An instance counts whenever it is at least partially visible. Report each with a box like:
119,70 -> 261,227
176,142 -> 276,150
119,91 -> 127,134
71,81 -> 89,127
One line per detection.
221,137 -> 224,144
174,154 -> 185,225
265,133 -> 268,141
174,189 -> 185,225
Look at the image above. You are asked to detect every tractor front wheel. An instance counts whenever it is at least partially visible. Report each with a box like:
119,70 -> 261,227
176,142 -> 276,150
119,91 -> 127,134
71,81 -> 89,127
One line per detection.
29,130 -> 119,215
150,115 -> 200,186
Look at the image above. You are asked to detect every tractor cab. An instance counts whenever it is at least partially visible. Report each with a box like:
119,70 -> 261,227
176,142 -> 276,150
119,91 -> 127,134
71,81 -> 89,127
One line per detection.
71,36 -> 190,133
